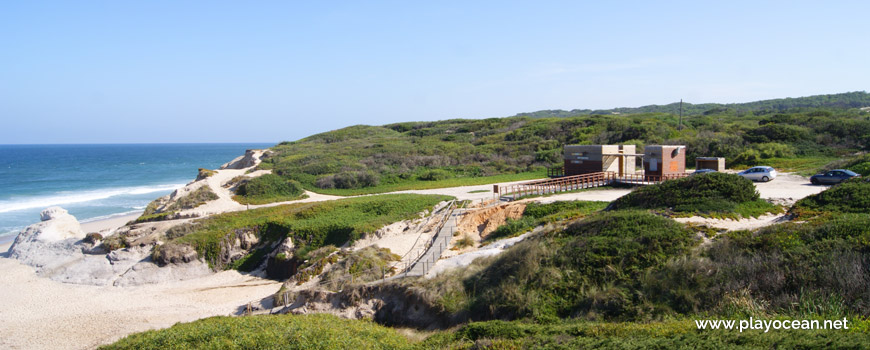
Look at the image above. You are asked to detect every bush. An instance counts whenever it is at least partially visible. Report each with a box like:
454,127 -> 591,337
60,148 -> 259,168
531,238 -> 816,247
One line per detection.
169,185 -> 219,211
793,178 -> 870,215
316,171 -> 381,189
196,168 -> 216,180
320,246 -> 399,291
101,314 -> 414,350
608,172 -> 772,217
467,211 -> 698,321
487,201 -> 608,241
235,174 -> 305,204
419,169 -> 452,181
423,319 -> 870,349
84,232 -> 103,244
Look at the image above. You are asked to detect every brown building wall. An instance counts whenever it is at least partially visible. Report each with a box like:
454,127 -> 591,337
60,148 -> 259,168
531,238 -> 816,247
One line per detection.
643,145 -> 686,177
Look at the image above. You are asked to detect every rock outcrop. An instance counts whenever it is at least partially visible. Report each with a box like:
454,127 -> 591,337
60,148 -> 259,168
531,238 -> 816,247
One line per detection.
8,207 -> 86,273
220,149 -> 269,170
8,207 -> 212,286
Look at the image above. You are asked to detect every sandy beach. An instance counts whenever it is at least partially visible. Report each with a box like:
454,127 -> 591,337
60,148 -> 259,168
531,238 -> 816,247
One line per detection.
0,210 -> 280,349
80,213 -> 142,235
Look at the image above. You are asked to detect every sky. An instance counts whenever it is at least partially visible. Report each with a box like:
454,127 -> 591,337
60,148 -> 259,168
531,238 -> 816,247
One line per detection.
1,1 -> 868,144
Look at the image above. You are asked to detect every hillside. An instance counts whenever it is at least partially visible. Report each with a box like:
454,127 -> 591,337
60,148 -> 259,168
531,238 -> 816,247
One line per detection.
102,170 -> 870,349
261,93 -> 870,195
514,91 -> 870,118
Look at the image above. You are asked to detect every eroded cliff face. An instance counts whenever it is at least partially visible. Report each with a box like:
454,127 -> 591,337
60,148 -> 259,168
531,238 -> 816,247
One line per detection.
278,284 -> 456,329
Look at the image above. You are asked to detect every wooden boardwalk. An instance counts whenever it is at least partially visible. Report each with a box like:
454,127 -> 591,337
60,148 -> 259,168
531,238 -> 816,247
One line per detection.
497,171 -> 690,200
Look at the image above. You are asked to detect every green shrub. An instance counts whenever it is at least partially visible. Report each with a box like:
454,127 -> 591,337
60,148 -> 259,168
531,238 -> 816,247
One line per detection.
168,185 -> 219,211
320,246 -> 399,291
467,211 -> 698,320
235,173 -> 306,205
419,169 -> 451,181
793,178 -> 870,215
487,201 -> 607,241
608,172 -> 776,218
424,319 -> 870,349
196,168 -> 216,180
101,314 -> 414,350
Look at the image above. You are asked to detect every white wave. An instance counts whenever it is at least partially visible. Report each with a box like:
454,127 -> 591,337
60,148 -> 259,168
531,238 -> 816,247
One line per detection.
0,183 -> 185,214
79,210 -> 146,224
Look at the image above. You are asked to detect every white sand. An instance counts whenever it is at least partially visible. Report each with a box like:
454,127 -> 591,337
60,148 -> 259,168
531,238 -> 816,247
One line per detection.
0,256 -> 280,349
673,213 -> 789,231
80,213 -> 142,235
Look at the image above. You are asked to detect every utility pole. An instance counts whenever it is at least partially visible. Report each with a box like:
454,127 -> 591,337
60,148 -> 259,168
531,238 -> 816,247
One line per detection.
678,99 -> 683,131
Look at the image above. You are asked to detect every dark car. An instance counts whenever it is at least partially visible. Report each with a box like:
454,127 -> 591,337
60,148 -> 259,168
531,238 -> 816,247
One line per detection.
692,169 -> 717,176
810,169 -> 860,185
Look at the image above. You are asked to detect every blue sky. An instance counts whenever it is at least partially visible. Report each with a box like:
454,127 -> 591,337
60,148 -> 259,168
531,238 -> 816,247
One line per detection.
1,1 -> 868,144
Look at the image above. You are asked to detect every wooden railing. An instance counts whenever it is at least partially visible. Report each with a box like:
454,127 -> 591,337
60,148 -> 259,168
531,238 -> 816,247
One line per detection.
614,173 -> 691,184
498,171 -> 616,199
498,171 -> 693,199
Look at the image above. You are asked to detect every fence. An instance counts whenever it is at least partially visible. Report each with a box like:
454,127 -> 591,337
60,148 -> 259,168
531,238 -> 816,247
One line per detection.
498,171 -> 692,200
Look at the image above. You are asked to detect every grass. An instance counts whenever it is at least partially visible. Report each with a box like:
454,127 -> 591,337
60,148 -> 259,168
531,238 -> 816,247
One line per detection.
170,194 -> 452,269
467,189 -> 490,193
304,171 -> 545,196
101,313 -> 415,350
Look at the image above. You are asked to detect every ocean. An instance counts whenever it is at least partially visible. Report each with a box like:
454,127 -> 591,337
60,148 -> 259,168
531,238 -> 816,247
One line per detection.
0,143 -> 274,243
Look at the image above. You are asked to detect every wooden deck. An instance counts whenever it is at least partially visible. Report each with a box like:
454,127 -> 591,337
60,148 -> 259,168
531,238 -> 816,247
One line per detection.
498,171 -> 690,200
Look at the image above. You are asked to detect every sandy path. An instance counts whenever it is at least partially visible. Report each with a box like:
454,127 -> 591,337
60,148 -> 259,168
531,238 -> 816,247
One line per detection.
673,213 -> 789,231
0,256 -> 280,350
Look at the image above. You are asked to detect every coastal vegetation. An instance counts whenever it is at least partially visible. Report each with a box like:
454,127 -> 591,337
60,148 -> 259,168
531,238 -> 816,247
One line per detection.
135,185 -> 220,223
259,92 -> 870,195
608,172 -> 781,218
159,194 -> 451,269
486,200 -> 607,241
232,173 -> 307,205
103,93 -> 870,349
102,314 -> 414,350
792,178 -> 870,216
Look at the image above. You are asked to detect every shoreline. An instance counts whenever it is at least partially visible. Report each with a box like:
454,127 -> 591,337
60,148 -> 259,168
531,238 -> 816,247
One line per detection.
80,212 -> 143,235
0,211 -> 141,252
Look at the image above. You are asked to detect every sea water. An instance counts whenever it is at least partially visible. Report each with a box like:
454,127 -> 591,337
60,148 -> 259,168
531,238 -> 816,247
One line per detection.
0,143 -> 274,242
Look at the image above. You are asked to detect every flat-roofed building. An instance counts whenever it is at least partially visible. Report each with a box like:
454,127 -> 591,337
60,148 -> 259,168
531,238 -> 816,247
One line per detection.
643,145 -> 686,178
696,157 -> 726,171
563,145 -> 637,176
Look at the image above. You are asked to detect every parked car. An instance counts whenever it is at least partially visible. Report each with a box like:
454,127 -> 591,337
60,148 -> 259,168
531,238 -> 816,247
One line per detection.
810,169 -> 860,185
692,169 -> 717,176
738,166 -> 777,182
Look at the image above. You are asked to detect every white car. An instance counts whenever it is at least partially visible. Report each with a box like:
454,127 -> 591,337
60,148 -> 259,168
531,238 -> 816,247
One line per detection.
738,166 -> 777,182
